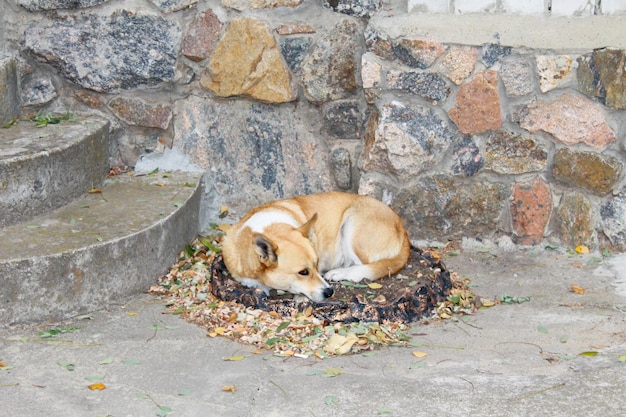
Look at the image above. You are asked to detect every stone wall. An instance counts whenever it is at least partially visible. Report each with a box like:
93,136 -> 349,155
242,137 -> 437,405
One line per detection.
1,0 -> 626,251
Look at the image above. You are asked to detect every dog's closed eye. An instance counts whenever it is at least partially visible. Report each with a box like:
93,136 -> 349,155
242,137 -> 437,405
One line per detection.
298,268 -> 310,276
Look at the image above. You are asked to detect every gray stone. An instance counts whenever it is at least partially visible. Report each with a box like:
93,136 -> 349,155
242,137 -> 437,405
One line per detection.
452,135 -> 483,177
173,96 -> 333,214
361,101 -> 456,181
0,56 -> 19,125
481,43 -> 511,67
279,37 -> 312,72
24,10 -> 181,92
322,99 -> 365,138
386,70 -> 450,101
323,0 -> 381,17
500,55 -> 534,96
17,0 -> 108,10
20,77 -> 57,106
330,147 -> 352,190
148,0 -> 196,13
391,175 -> 508,240
301,19 -> 362,102
600,188 -> 626,249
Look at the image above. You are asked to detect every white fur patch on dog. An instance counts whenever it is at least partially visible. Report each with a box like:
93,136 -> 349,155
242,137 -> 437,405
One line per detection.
243,210 -> 299,233
324,265 -> 374,282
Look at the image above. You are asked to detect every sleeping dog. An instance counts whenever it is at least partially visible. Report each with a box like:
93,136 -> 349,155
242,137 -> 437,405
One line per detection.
222,192 -> 410,302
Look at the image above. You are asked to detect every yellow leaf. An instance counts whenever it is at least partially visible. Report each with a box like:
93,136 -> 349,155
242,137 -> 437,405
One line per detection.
480,299 -> 496,307
0,361 -> 6,367
368,282 -> 383,289
575,245 -> 589,254
214,327 -> 226,335
571,284 -> 585,295
412,351 -> 428,358
127,311 -> 138,316
155,182 -> 167,187
222,385 -> 236,393
324,333 -> 359,355
224,355 -> 245,361
88,382 -> 106,391
87,188 -> 102,194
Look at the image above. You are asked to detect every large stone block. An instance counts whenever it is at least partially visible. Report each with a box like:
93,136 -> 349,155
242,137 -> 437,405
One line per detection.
24,10 -> 180,92
552,148 -> 622,196
361,101 -> 455,181
173,96 -> 333,215
202,18 -> 296,103
372,175 -> 508,240
520,93 -> 616,149
0,56 -> 19,126
301,19 -> 362,102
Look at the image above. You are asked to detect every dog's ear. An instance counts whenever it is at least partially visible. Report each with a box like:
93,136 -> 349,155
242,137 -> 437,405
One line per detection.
297,213 -> 318,238
253,233 -> 278,267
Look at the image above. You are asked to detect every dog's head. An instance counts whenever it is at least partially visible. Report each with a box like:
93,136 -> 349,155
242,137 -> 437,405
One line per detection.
251,214 -> 333,302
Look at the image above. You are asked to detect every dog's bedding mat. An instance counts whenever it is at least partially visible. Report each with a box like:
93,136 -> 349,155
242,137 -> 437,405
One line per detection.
152,238 -> 475,357
210,247 -> 451,324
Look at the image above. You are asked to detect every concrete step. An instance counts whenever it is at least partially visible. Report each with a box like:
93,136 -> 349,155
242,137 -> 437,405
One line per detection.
0,114 -> 111,228
0,171 -> 203,326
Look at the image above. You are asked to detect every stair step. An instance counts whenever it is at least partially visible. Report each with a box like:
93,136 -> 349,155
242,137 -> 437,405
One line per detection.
0,115 -> 110,228
0,171 -> 203,326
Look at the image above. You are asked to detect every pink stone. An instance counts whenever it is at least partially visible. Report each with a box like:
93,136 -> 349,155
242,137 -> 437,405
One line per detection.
510,177 -> 552,245
520,93 -> 616,149
448,70 -> 503,135
181,10 -> 222,62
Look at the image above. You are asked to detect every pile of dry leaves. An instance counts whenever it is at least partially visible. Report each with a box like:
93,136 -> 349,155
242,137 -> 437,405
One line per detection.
150,235 -> 478,358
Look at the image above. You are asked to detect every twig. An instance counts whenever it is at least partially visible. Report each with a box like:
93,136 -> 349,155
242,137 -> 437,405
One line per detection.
269,379 -> 289,398
512,382 -> 566,401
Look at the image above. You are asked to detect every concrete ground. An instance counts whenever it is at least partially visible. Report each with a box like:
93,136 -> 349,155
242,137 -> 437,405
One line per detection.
1,246 -> 625,417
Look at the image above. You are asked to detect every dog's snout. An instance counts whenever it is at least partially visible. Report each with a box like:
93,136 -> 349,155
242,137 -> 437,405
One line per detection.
323,286 -> 334,299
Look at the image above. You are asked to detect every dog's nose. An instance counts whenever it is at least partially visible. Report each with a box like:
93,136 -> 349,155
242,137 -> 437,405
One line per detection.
323,287 -> 334,299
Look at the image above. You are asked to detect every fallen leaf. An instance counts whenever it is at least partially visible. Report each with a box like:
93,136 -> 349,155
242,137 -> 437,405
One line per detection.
412,351 -> 428,358
323,333 -> 358,355
367,282 -> 383,289
127,311 -> 139,316
324,395 -> 339,405
571,285 -> 585,295
222,385 -> 236,392
87,188 -> 102,194
571,262 -> 585,269
88,382 -> 106,391
618,355 -> 626,362
580,351 -> 599,357
480,299 -> 496,307
537,326 -> 549,334
323,368 -> 344,377
575,245 -> 589,254
223,355 -> 245,361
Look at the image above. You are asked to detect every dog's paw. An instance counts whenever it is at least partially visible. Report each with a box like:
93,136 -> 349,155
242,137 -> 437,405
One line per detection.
325,266 -> 370,283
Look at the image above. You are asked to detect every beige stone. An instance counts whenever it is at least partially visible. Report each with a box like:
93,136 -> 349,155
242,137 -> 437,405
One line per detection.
222,0 -> 303,11
438,46 -> 477,85
535,55 -> 573,93
202,18 -> 296,103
